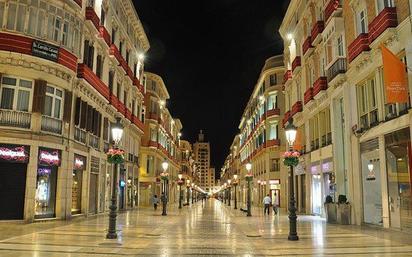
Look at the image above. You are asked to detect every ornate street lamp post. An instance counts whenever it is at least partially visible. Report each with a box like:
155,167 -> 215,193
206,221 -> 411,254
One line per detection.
178,174 -> 184,209
233,175 -> 238,209
161,160 -> 169,216
186,179 -> 190,205
227,179 -> 232,206
285,118 -> 299,241
106,118 -> 124,239
245,163 -> 253,217
223,183 -> 227,204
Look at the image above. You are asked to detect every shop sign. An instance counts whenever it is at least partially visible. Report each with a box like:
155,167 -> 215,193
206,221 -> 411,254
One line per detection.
0,144 -> 29,163
38,148 -> 61,166
322,161 -> 333,173
74,154 -> 86,170
32,40 -> 59,62
311,162 -> 321,175
269,179 -> 280,185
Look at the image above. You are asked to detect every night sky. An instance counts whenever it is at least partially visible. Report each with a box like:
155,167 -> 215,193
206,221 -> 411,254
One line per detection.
134,0 -> 290,177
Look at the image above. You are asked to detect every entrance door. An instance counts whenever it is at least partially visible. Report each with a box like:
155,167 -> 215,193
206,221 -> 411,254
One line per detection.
312,174 -> 322,215
271,189 -> 280,206
0,163 -> 26,219
89,173 -> 98,214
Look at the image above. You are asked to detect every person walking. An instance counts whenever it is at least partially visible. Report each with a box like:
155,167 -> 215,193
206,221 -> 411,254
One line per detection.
152,194 -> 159,210
263,194 -> 271,215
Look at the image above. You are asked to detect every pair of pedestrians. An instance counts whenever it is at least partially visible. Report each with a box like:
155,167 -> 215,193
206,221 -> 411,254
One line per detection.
263,194 -> 278,215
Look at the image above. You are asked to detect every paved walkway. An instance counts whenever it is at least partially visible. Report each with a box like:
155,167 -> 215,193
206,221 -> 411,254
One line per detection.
0,199 -> 412,256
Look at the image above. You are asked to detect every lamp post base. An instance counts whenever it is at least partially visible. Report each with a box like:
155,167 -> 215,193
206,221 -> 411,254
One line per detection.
288,235 -> 299,241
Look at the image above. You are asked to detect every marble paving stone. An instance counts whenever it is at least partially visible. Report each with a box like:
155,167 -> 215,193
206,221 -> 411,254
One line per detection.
0,200 -> 411,256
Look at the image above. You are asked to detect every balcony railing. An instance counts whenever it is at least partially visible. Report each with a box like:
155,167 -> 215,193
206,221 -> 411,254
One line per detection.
325,0 -> 342,23
89,133 -> 100,149
348,33 -> 370,62
77,64 -> 110,100
109,44 -> 134,81
266,139 -> 281,147
313,77 -> 328,97
99,26 -> 111,46
291,101 -> 303,116
368,7 -> 398,44
41,116 -> 62,134
327,58 -> 347,83
266,108 -> 280,118
311,21 -> 325,44
73,0 -> 82,7
0,109 -> 31,129
283,110 -> 291,126
304,87 -> 314,105
85,7 -> 100,31
302,36 -> 313,56
283,70 -> 292,84
292,56 -> 301,72
74,126 -> 87,144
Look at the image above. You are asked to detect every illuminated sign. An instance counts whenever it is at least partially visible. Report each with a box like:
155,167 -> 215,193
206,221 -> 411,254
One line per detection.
0,145 -> 29,163
73,155 -> 86,170
269,179 -> 280,185
38,148 -> 61,166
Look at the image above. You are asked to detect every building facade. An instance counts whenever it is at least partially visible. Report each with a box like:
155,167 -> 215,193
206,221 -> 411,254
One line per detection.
280,0 -> 412,232
221,55 -> 287,209
0,0 -> 149,221
193,130 -> 213,193
139,72 -> 183,206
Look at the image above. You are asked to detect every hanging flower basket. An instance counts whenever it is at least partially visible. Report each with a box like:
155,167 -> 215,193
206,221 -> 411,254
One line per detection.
160,172 -> 169,181
282,151 -> 300,167
245,173 -> 253,182
107,148 -> 125,164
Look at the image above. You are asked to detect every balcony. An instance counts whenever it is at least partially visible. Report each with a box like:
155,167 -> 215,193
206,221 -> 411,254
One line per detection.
73,0 -> 82,7
266,139 -> 281,147
292,56 -> 301,73
283,110 -> 291,126
325,0 -> 342,23
0,109 -> 31,129
327,58 -> 347,84
368,7 -> 398,44
348,33 -> 370,62
313,77 -> 328,98
41,116 -> 62,134
283,70 -> 292,84
74,126 -> 87,144
291,101 -> 303,116
85,7 -> 100,32
147,112 -> 159,121
109,44 -> 134,81
98,26 -> 111,46
89,134 -> 100,150
77,64 -> 110,100
133,78 -> 145,94
148,140 -> 158,148
302,36 -> 313,56
266,108 -> 280,118
304,87 -> 314,105
132,115 -> 145,131
311,21 -> 325,45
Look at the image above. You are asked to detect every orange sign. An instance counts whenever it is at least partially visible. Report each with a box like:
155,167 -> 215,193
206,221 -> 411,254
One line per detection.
381,44 -> 409,104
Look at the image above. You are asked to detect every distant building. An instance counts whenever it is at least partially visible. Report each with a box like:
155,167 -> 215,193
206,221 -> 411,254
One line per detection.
193,130 -> 213,193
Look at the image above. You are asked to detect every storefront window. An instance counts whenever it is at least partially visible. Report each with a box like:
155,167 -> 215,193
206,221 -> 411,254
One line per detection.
385,128 -> 411,231
72,154 -> 86,215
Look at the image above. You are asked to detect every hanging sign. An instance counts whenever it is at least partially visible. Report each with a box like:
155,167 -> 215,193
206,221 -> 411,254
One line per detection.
0,144 -> 29,163
38,148 -> 61,166
73,154 -> 86,171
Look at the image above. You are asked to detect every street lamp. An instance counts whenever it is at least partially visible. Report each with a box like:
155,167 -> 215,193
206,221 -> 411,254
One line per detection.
285,118 -> 299,241
178,174 -> 184,209
233,174 -> 238,209
245,163 -> 252,217
161,160 -> 169,216
227,179 -> 232,206
223,182 -> 227,204
106,117 -> 123,239
186,179 -> 190,205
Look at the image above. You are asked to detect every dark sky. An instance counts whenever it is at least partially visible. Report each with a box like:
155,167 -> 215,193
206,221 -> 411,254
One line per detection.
133,0 -> 290,177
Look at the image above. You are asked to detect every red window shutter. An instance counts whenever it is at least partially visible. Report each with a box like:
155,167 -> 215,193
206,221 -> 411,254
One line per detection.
33,80 -> 46,113
63,90 -> 72,123
80,100 -> 87,129
74,97 -> 81,126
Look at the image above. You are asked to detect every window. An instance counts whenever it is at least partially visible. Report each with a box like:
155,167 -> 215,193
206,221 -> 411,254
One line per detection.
377,0 -> 394,13
0,76 -> 32,112
96,55 -> 103,79
269,123 -> 278,140
43,85 -> 63,119
337,35 -> 344,56
357,77 -> 378,129
269,74 -> 277,85
271,158 -> 280,172
147,155 -> 154,174
357,10 -> 368,35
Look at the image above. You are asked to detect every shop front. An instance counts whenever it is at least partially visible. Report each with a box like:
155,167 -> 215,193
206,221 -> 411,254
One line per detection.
0,144 -> 29,220
311,159 -> 336,216
35,147 -> 61,219
268,179 -> 280,207
72,154 -> 86,215
385,128 -> 412,232
88,156 -> 99,214
295,160 -> 306,213
311,162 -> 322,215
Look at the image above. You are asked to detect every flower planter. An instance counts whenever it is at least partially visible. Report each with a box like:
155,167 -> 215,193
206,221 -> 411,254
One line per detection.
325,203 -> 337,223
337,204 -> 351,225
